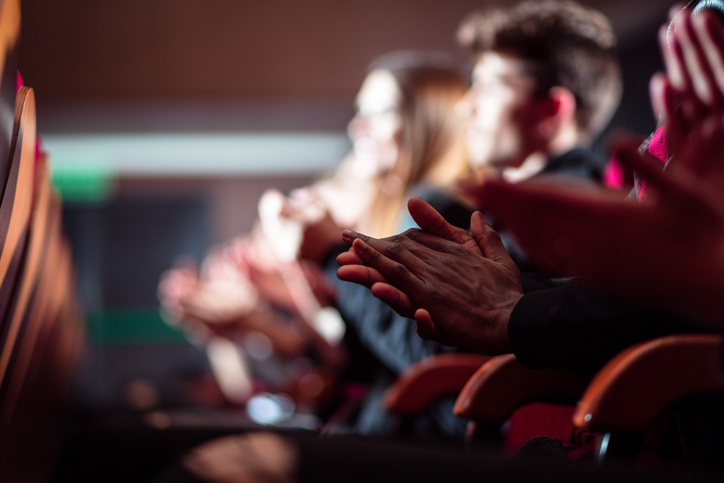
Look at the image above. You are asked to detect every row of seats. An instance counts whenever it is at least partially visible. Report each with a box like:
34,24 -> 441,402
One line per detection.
0,0 -> 84,481
385,334 -> 724,465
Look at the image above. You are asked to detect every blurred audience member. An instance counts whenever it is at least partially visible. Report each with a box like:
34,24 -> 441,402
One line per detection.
157,52 -> 469,418
155,2 -> 724,481
417,0 -> 622,273
478,4 -> 724,327
319,0 -> 623,438
337,1 -> 716,375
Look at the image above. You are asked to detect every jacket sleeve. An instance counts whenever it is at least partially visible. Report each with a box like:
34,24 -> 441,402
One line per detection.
507,279 -> 711,374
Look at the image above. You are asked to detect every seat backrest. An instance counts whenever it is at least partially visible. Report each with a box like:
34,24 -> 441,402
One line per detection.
452,353 -> 591,450
0,86 -> 36,345
0,154 -> 57,426
383,354 -> 492,414
0,0 -> 20,187
0,192 -> 78,482
453,353 -> 589,422
573,334 -> 724,431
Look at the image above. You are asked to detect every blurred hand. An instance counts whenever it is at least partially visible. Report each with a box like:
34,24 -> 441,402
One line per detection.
157,258 -> 201,324
481,123 -> 724,326
280,195 -> 344,264
471,7 -> 724,326
653,8 -> 724,161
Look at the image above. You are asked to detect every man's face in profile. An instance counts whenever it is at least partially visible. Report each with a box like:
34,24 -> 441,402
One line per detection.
458,51 -> 542,169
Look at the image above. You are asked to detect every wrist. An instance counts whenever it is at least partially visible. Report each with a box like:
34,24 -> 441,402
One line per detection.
488,294 -> 520,354
465,293 -> 520,355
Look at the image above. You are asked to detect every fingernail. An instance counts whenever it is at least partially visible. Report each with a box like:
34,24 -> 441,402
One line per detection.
353,238 -> 371,252
342,229 -> 357,239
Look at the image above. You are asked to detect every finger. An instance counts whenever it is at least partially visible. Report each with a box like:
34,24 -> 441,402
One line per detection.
670,4 -> 686,21
279,198 -> 304,219
342,228 -> 371,246
478,181 -> 549,249
650,72 -> 668,123
679,11 -> 720,106
408,197 -> 465,244
288,186 -> 320,204
694,11 -> 724,105
482,180 -> 650,279
351,238 -> 424,293
397,228 -> 483,258
658,25 -> 696,148
336,248 -> 364,266
671,10 -> 695,91
347,226 -> 480,263
675,112 -> 724,176
414,309 -> 456,346
469,211 -> 516,270
614,144 -> 697,201
455,176 -> 488,208
337,264 -> 389,288
370,282 -> 417,319
658,80 -> 690,153
650,73 -> 683,131
407,197 -> 483,255
674,12 -> 713,126
672,16 -> 706,115
662,23 -> 686,91
480,180 -> 613,251
615,143 -> 668,184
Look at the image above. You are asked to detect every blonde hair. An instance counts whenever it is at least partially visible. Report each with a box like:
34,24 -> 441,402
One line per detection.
363,52 -> 468,237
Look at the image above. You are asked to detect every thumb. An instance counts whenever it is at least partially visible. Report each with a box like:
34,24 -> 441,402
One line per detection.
470,211 -> 512,266
414,309 -> 455,346
408,197 -> 461,242
408,196 -> 483,255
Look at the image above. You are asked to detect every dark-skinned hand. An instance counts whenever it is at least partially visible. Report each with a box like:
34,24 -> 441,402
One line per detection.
337,196 -> 521,354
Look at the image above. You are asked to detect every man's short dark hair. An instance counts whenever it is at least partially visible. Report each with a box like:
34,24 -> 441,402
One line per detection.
458,0 -> 622,140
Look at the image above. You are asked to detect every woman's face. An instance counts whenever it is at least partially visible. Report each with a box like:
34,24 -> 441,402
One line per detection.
347,69 -> 404,177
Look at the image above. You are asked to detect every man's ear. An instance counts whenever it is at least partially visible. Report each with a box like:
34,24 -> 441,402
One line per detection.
536,86 -> 577,139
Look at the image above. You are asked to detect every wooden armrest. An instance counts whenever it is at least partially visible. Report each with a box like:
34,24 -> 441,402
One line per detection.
383,354 -> 491,414
573,334 -> 724,431
453,354 -> 589,421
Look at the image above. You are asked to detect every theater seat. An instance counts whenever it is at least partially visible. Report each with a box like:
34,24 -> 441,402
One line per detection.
572,334 -> 724,466
574,334 -> 724,430
383,353 -> 589,453
382,353 -> 491,414
453,354 -> 590,451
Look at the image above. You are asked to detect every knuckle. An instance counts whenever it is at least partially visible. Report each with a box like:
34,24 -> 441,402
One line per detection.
390,262 -> 409,281
399,228 -> 421,240
362,268 -> 373,285
386,241 -> 406,257
421,279 -> 440,301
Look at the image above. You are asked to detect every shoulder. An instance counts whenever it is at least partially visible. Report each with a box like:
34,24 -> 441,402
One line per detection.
541,148 -> 603,182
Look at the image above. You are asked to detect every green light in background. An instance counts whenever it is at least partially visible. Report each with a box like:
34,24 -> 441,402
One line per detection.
50,153 -> 116,204
87,307 -> 189,345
